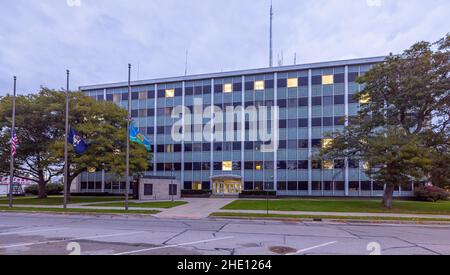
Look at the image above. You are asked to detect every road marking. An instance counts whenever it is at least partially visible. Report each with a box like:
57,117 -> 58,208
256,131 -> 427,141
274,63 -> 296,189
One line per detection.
114,236 -> 235,255
287,241 -> 338,255
0,231 -> 144,249
0,228 -> 69,236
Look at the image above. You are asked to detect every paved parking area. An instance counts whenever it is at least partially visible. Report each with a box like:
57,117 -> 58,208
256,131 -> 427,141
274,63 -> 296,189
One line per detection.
0,212 -> 449,255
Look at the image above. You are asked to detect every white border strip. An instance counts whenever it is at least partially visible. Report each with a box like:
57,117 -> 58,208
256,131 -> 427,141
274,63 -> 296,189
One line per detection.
287,241 -> 338,255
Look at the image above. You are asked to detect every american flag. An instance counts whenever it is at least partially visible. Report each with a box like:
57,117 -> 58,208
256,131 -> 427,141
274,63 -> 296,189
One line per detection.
11,130 -> 18,157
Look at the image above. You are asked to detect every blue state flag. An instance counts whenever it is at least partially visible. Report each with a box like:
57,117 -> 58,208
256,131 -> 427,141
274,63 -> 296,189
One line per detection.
130,124 -> 151,151
68,128 -> 88,154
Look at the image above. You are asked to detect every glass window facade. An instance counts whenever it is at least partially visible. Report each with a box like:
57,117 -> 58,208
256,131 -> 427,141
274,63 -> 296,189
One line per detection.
79,57 -> 412,197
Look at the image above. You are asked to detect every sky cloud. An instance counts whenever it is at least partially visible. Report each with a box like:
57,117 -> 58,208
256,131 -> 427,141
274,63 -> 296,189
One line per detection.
0,0 -> 449,95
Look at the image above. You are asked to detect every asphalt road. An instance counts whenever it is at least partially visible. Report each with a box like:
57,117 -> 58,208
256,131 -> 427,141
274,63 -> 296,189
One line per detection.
0,212 -> 449,255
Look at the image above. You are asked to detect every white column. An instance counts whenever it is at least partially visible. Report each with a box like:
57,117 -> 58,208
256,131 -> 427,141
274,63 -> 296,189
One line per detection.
307,69 -> 313,196
273,73 -> 278,192
153,84 -> 157,174
344,66 -> 349,196
241,76 -> 245,185
210,79 -> 215,190
181,81 -> 185,188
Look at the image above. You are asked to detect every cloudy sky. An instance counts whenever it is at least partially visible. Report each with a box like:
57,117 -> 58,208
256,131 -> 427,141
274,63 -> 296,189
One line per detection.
0,0 -> 449,95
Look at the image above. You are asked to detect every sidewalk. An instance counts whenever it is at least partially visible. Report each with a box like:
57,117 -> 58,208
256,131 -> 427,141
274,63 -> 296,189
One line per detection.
0,198 -> 237,218
214,209 -> 450,220
155,198 -> 236,219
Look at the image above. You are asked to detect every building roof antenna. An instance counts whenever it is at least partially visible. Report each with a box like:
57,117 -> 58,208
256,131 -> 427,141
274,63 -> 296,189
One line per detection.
269,0 -> 274,68
277,51 -> 284,67
184,49 -> 189,76
137,62 -> 140,80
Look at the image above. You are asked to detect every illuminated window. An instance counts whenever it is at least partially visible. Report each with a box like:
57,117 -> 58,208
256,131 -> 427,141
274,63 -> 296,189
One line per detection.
362,161 -> 370,170
165,144 -> 174,153
359,93 -> 370,104
222,161 -> 233,171
322,138 -> 333,149
323,160 -> 334,170
223,83 -> 233,93
254,80 -> 265,91
165,89 -> 175,98
287,78 -> 298,88
255,162 -> 263,171
193,182 -> 202,190
322,75 -> 334,85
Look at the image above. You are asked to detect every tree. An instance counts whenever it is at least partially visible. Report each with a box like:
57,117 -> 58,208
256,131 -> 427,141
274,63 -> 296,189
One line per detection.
44,89 -> 151,196
0,89 -> 151,199
425,130 -> 450,190
0,93 -> 62,198
320,35 -> 450,208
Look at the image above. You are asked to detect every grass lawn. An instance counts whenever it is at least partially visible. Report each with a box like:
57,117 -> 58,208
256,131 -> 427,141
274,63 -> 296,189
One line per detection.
222,199 -> 450,215
85,201 -> 188,209
0,206 -> 159,215
210,212 -> 450,223
0,196 -> 124,206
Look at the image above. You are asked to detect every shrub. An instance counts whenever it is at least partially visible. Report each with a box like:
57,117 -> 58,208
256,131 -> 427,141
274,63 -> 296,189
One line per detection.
24,185 -> 39,195
46,183 -> 64,195
240,190 -> 277,197
415,186 -> 449,202
25,183 -> 64,196
181,189 -> 212,195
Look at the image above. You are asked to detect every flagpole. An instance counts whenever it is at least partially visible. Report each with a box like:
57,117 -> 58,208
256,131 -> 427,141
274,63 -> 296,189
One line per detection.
125,64 -> 131,211
63,70 -> 70,210
8,76 -> 17,208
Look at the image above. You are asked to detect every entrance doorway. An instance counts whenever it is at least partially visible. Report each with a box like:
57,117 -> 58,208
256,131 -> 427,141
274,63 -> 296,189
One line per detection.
211,175 -> 242,195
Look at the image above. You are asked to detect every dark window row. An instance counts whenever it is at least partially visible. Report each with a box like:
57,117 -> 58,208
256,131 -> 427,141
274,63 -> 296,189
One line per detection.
186,85 -> 211,96
277,181 -> 310,191
244,182 -> 274,191
104,72 -> 361,102
278,181 -> 346,191
279,116 -> 345,128
184,181 -> 211,190
153,159 -> 359,171
129,94 -> 358,118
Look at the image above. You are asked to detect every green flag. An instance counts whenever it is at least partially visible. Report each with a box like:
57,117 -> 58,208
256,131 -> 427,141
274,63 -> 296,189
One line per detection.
130,124 -> 151,151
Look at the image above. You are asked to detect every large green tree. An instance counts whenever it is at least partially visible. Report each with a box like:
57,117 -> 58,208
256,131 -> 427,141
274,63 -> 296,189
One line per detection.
0,93 -> 62,197
0,89 -> 151,198
320,35 -> 450,208
45,89 -> 151,195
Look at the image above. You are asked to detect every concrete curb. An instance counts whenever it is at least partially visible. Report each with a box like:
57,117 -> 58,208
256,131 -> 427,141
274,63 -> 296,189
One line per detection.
0,209 -> 160,218
209,215 -> 450,225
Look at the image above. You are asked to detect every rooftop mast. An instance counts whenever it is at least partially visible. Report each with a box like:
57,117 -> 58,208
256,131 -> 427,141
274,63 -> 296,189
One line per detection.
269,0 -> 274,67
